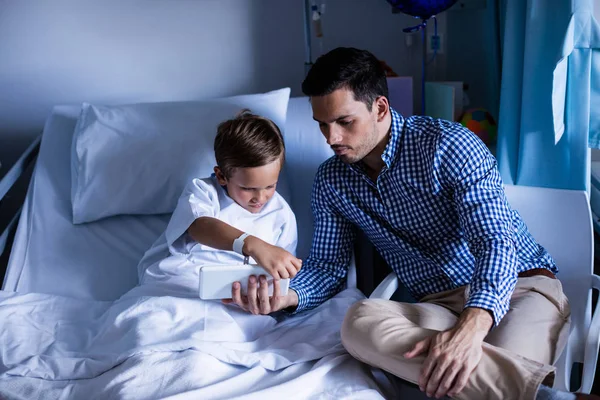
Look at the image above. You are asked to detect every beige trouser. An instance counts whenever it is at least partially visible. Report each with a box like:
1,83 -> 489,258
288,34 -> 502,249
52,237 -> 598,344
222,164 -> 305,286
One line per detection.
341,276 -> 571,400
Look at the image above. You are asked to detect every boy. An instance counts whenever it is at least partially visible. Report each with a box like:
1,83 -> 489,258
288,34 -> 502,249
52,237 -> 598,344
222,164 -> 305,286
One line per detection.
139,111 -> 301,310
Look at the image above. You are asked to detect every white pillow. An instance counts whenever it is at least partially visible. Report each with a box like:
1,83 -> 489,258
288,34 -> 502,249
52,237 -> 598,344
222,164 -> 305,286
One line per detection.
71,88 -> 291,224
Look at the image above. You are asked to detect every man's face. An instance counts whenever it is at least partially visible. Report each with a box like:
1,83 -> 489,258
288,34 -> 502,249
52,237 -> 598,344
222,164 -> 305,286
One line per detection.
311,88 -> 380,164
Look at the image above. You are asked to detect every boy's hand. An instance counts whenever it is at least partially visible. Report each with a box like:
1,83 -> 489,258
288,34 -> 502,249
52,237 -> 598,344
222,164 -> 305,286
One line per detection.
223,276 -> 299,315
243,236 -> 302,279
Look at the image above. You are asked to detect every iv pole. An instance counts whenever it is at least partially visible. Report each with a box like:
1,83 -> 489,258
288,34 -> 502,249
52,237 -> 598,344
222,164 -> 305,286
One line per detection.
303,0 -> 313,76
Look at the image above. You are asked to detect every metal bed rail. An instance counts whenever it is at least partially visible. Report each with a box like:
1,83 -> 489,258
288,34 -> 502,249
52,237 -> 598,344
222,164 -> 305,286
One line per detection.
0,136 -> 42,258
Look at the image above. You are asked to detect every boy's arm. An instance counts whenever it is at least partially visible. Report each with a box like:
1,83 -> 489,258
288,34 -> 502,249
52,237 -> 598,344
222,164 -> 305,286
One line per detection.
167,179 -> 300,277
190,216 -> 301,280
187,216 -> 244,252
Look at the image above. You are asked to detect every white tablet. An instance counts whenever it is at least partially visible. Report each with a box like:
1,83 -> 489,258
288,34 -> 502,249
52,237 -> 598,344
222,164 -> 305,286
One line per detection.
198,264 -> 290,300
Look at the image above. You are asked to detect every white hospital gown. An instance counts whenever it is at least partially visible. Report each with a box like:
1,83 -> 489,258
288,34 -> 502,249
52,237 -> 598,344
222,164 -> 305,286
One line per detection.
137,175 -> 297,295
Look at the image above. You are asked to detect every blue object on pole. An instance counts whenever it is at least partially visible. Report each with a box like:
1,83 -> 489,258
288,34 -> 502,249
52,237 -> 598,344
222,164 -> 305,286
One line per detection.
386,0 -> 457,20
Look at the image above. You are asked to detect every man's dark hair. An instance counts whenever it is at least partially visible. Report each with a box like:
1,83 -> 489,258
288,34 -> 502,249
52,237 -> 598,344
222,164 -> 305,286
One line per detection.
214,110 -> 285,178
301,47 -> 389,108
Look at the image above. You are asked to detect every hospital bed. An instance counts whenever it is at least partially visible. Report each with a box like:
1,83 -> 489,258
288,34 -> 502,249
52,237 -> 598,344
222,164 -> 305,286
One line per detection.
0,96 -> 401,399
1,95 -> 599,398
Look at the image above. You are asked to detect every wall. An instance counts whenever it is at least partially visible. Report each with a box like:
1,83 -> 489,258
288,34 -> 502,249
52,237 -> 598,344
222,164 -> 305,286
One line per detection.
445,2 -> 501,119
0,0 -> 442,171
0,0 -> 292,168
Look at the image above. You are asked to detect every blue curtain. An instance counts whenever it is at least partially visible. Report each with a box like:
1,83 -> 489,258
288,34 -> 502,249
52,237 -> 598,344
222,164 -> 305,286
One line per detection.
496,0 -> 600,191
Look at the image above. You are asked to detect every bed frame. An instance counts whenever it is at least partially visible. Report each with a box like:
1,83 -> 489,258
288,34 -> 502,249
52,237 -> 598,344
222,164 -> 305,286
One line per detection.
0,136 -> 41,267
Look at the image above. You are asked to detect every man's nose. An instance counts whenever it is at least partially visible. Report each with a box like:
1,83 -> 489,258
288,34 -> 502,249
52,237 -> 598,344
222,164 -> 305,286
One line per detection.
325,126 -> 342,146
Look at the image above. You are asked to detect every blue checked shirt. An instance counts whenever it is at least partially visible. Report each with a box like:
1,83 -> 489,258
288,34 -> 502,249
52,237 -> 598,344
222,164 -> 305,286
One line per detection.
290,108 -> 557,326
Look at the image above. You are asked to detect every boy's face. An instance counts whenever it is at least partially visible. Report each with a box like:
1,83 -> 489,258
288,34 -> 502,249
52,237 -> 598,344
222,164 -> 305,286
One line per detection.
214,158 -> 281,214
311,87 -> 384,165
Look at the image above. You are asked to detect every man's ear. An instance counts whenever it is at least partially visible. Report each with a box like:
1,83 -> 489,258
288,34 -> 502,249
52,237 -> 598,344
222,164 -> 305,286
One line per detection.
214,166 -> 228,186
374,96 -> 390,122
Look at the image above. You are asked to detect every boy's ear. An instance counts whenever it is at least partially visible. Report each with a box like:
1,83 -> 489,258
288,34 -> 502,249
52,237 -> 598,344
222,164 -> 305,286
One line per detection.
214,166 -> 228,186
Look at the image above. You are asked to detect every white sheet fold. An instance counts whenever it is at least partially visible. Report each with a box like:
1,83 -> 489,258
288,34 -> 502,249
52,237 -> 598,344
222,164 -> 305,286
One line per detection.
1,286 -> 363,381
0,255 -> 397,399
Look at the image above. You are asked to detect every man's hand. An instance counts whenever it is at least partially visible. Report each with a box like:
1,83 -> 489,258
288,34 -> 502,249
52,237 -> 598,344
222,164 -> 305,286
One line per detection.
243,236 -> 302,279
223,275 -> 299,315
404,307 -> 493,398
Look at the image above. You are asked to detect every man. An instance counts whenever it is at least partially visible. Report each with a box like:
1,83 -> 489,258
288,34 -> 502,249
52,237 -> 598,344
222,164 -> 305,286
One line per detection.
230,47 -> 593,400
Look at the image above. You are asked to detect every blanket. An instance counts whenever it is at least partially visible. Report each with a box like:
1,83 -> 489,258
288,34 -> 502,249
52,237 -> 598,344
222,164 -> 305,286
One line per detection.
0,276 -> 391,399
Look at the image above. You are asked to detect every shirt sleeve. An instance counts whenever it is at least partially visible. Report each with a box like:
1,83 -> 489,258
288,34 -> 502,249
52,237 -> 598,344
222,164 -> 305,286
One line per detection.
275,202 -> 298,256
289,165 -> 356,313
165,178 -> 219,255
439,122 -> 518,327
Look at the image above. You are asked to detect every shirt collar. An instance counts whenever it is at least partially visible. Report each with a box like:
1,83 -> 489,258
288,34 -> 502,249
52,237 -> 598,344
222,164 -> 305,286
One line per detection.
381,107 -> 404,168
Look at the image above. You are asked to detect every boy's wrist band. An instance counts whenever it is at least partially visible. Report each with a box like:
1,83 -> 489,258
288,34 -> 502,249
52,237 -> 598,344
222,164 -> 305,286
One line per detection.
233,232 -> 250,256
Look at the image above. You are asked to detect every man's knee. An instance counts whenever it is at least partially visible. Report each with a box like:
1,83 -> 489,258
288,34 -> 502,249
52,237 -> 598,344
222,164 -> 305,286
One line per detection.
342,300 -> 372,350
341,299 -> 394,355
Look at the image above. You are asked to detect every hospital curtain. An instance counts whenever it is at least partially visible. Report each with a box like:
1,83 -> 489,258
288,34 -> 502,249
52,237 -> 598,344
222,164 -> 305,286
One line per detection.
496,0 -> 600,191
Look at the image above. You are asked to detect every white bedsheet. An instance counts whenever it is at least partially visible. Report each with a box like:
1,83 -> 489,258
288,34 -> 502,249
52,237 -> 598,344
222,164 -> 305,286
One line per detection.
1,352 -> 387,400
0,271 -> 391,399
3,106 -> 170,300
